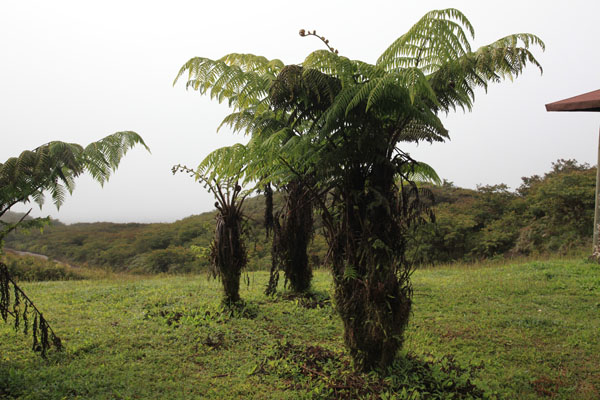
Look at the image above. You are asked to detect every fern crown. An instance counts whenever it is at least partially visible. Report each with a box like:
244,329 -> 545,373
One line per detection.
174,8 -> 543,187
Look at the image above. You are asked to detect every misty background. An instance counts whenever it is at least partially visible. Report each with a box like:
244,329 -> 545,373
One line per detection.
1,0 -> 599,223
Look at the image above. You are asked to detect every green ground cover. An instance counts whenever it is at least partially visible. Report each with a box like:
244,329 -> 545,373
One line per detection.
1,258 -> 598,399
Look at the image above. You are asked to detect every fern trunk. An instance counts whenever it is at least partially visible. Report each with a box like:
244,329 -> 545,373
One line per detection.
210,204 -> 246,305
266,180 -> 314,295
280,180 -> 313,293
327,165 -> 413,371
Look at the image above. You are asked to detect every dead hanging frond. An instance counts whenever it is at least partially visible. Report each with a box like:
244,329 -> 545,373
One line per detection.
264,183 -> 274,238
0,262 -> 62,358
395,159 -> 436,226
265,213 -> 282,297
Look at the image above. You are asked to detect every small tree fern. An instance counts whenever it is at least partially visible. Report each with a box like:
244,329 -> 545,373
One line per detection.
175,57 -> 321,294
173,145 -> 250,306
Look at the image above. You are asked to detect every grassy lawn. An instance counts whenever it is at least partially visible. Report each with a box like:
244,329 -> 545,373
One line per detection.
1,258 -> 599,399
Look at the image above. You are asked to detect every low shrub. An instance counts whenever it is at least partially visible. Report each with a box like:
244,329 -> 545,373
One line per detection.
2,253 -> 85,281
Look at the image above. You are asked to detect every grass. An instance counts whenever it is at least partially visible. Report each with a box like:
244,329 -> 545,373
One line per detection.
1,258 -> 599,399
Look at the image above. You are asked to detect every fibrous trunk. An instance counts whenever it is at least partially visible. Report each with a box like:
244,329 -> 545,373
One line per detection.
210,202 -> 246,305
326,165 -> 413,371
280,180 -> 313,293
266,179 -> 314,295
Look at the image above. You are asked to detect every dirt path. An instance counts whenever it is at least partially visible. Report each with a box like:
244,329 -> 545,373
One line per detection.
5,248 -> 49,260
4,248 -> 80,268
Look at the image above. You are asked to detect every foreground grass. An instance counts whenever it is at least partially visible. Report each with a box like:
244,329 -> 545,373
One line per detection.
1,259 -> 599,399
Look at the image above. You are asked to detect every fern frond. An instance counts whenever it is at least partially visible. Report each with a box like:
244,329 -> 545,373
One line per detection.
174,54 -> 283,111
302,50 -> 356,86
196,143 -> 247,182
219,53 -> 285,74
377,8 -> 473,72
81,131 -> 148,186
397,118 -> 448,144
0,131 -> 148,214
428,32 -> 544,112
398,161 -> 441,185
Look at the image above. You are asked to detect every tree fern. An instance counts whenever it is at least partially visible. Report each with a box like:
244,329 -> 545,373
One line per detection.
172,163 -> 248,305
274,8 -> 542,371
0,131 -> 148,357
175,8 -> 543,370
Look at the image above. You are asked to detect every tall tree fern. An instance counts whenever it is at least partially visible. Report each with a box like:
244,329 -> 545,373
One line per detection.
176,8 -> 543,371
289,9 -> 542,371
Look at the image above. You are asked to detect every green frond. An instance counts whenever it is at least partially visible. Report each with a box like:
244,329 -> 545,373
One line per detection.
427,32 -> 544,112
81,131 -> 149,186
475,33 -> 544,76
174,54 -> 284,111
377,8 -> 474,72
319,84 -> 361,133
218,108 -> 290,141
218,53 -> 284,75
49,182 -> 68,209
352,61 -> 385,81
0,131 -> 148,214
398,161 -> 441,185
269,64 -> 341,127
246,127 -> 299,182
345,79 -> 378,114
365,69 -> 436,110
398,118 -> 448,144
32,190 -> 45,209
302,50 -> 357,85
196,143 -> 249,184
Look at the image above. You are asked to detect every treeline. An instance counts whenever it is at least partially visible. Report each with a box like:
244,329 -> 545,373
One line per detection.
5,159 -> 594,273
410,159 -> 594,263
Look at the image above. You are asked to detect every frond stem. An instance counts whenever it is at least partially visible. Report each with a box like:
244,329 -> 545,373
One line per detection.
299,29 -> 340,54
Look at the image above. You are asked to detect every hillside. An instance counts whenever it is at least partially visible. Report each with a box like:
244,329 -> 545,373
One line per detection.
4,159 -> 596,272
0,211 -> 39,224
4,194 -> 328,273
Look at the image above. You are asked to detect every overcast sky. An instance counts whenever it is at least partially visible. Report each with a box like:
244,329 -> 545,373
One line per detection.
2,0 -> 599,223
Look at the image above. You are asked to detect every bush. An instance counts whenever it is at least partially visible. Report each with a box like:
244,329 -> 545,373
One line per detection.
3,253 -> 84,281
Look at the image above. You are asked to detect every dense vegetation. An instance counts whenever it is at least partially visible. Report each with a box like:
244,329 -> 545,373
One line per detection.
5,159 -> 594,274
1,259 -> 598,399
1,252 -> 106,282
2,252 -> 85,282
412,159 -> 595,263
